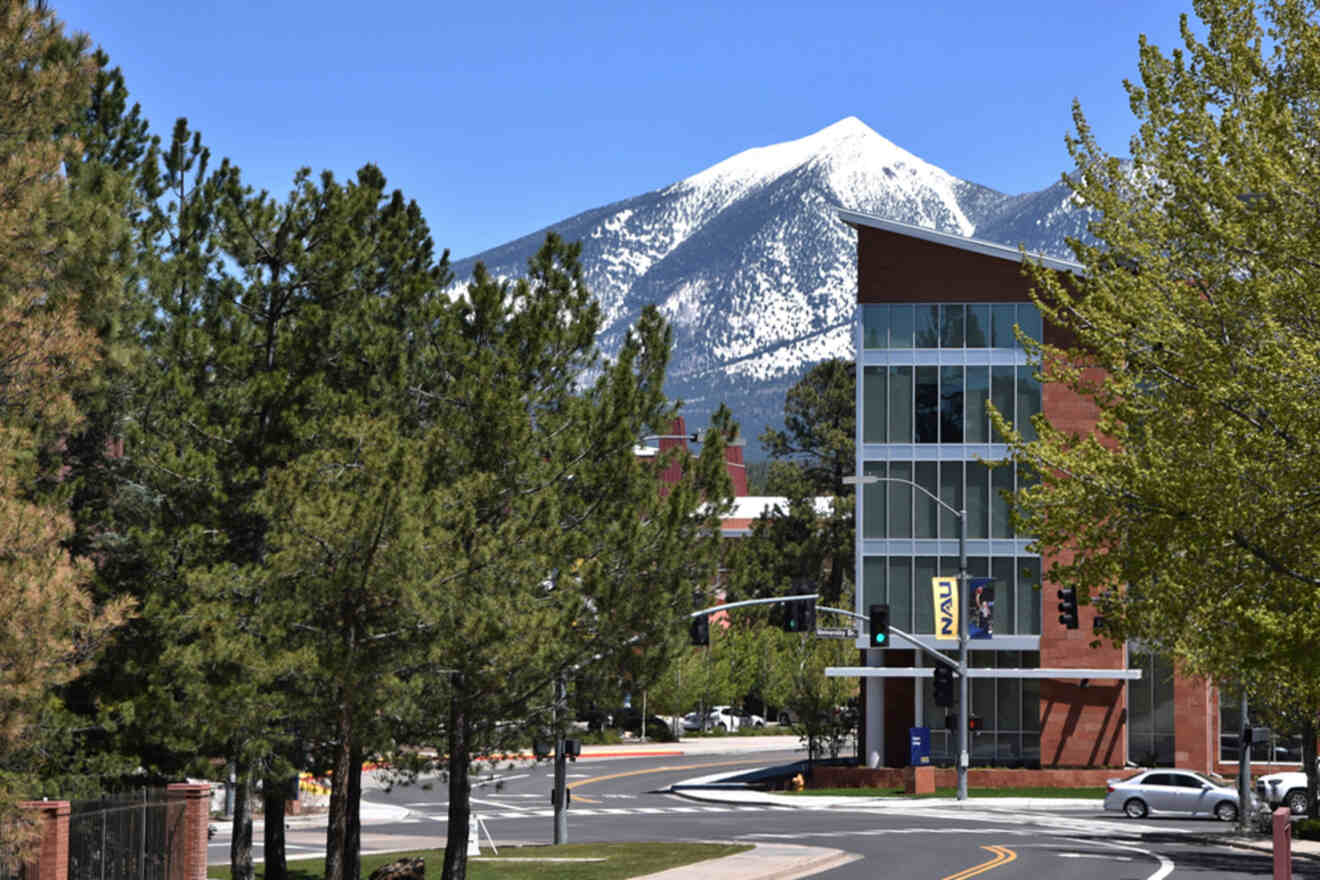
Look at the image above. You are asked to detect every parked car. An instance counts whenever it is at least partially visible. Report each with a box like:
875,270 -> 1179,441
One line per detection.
707,706 -> 741,732
613,707 -> 672,739
1257,766 -> 1317,815
1104,769 -> 1241,821
736,711 -> 767,728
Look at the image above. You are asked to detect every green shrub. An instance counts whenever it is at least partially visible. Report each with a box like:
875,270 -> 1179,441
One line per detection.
1293,818 -> 1320,840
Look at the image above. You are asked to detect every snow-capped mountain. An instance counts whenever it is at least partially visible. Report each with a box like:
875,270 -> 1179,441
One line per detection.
450,117 -> 1089,457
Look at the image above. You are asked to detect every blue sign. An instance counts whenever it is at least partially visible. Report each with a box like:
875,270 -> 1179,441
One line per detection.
909,726 -> 931,766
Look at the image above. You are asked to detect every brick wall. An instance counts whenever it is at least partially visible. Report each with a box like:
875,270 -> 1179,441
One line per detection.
166,784 -> 210,880
811,765 -> 1131,790
19,800 -> 69,880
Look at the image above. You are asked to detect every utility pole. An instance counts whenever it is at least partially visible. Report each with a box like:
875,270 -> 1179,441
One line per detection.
552,674 -> 568,844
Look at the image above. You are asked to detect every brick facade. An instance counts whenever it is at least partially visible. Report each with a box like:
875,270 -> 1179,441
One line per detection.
167,783 -> 211,880
20,800 -> 69,880
850,214 -> 1226,772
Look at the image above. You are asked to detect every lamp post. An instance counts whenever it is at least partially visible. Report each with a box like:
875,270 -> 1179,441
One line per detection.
844,474 -> 970,800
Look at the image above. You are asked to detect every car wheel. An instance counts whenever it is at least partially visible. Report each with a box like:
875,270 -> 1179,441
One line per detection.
1215,801 -> 1239,822
717,722 -> 727,732
1123,797 -> 1148,819
1287,790 -> 1309,815
778,712 -> 791,725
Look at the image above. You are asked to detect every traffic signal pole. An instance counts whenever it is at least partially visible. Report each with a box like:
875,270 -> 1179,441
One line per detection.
553,674 -> 568,844
956,508 -> 969,801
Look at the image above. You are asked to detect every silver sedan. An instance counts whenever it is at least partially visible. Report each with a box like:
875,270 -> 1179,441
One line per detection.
1104,769 -> 1241,821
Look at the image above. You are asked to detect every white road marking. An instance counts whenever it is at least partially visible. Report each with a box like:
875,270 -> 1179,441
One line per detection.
1059,853 -> 1133,861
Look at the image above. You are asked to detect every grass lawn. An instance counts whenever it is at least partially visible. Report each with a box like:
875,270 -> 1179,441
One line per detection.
206,843 -> 753,880
788,786 -> 1107,799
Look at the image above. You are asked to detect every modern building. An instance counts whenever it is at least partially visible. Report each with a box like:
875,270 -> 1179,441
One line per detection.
840,209 -> 1298,775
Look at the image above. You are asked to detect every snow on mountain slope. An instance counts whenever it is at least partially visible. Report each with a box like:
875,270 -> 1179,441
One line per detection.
449,118 -> 1085,455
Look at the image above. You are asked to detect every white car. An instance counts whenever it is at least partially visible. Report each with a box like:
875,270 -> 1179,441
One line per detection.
1257,769 -> 1315,814
707,706 -> 741,732
1104,769 -> 1241,821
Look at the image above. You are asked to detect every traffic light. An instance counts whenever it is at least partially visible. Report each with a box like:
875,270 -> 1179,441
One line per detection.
783,599 -> 815,632
932,664 -> 954,707
689,615 -> 709,646
868,603 -> 890,647
968,715 -> 983,733
1057,587 -> 1079,629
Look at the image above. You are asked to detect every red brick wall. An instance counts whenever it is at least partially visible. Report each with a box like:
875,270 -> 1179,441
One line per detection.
19,801 -> 69,880
167,784 -> 210,880
883,650 -> 916,767
812,765 -> 1129,790
1174,669 -> 1216,772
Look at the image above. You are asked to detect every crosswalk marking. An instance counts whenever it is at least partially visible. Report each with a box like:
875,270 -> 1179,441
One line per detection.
418,802 -> 810,823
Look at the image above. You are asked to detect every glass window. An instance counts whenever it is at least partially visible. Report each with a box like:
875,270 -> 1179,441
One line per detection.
1219,686 -> 1303,763
991,463 -> 1014,539
966,460 -> 990,540
889,556 -> 912,630
889,461 -> 912,538
1018,303 -> 1043,345
940,366 -> 964,443
1129,651 -> 1176,767
992,557 -> 1015,636
996,652 -> 1021,732
1022,651 -> 1041,732
1018,558 -> 1041,635
863,304 -> 889,349
863,556 -> 886,610
940,304 -> 965,348
965,367 -> 989,443
862,461 -> 886,539
991,304 -> 1017,348
889,366 -> 913,443
966,304 -> 990,347
939,460 -> 963,540
863,367 -> 887,443
890,305 -> 914,349
991,366 -> 1016,439
915,305 -> 940,348
914,556 -> 937,633
1017,367 -> 1041,443
915,462 -> 938,538
915,367 -> 939,443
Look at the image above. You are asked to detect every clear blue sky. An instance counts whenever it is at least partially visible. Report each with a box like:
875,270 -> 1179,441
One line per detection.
55,0 -> 1193,260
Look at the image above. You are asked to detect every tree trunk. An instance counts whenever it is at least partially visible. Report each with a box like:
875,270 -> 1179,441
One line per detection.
263,772 -> 288,880
324,695 -> 354,880
229,757 -> 255,880
1304,715 -> 1317,818
441,688 -> 470,880
346,741 -> 363,880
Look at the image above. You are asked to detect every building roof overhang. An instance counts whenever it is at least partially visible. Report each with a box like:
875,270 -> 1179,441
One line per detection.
835,207 -> 1085,276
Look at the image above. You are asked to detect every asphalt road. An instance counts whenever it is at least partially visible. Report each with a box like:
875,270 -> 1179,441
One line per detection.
209,750 -> 1289,879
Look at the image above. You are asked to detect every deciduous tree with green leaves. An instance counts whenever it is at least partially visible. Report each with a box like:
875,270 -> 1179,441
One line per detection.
1004,0 -> 1320,816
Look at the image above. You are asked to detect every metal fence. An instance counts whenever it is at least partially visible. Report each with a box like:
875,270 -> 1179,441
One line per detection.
68,791 -> 184,880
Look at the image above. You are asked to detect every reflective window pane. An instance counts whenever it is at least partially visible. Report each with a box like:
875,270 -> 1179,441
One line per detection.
940,304 -> 965,348
1018,303 -> 1043,346
889,556 -> 912,630
966,461 -> 990,540
915,462 -> 938,538
889,366 -> 913,442
890,305 -> 914,349
965,367 -> 989,443
862,461 -> 886,538
1017,367 -> 1041,443
914,556 -> 937,633
915,366 -> 939,443
939,460 -> 962,540
863,366 -> 887,443
863,304 -> 889,349
992,557 -> 1015,636
1018,558 -> 1042,635
863,556 -> 886,610
966,304 -> 990,347
915,305 -> 940,348
991,304 -> 1017,348
889,461 -> 913,538
991,366 -> 1016,439
940,366 -> 964,443
991,463 -> 1014,538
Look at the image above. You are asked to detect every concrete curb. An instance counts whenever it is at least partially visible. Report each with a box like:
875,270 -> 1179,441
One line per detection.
629,842 -> 862,880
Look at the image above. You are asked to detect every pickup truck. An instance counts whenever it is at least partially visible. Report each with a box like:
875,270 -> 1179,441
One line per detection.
1257,768 -> 1316,814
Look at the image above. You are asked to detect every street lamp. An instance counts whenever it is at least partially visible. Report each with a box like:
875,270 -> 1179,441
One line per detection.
844,473 -> 971,801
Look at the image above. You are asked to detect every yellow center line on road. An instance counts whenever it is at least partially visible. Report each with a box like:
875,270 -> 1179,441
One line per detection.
941,845 -> 1017,880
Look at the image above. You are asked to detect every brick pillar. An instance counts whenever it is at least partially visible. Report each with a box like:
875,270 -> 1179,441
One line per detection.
1174,668 -> 1215,773
19,800 -> 70,880
167,783 -> 210,880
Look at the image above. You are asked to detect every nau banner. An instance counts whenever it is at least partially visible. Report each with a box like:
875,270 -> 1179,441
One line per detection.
968,577 -> 995,639
931,577 -> 958,640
